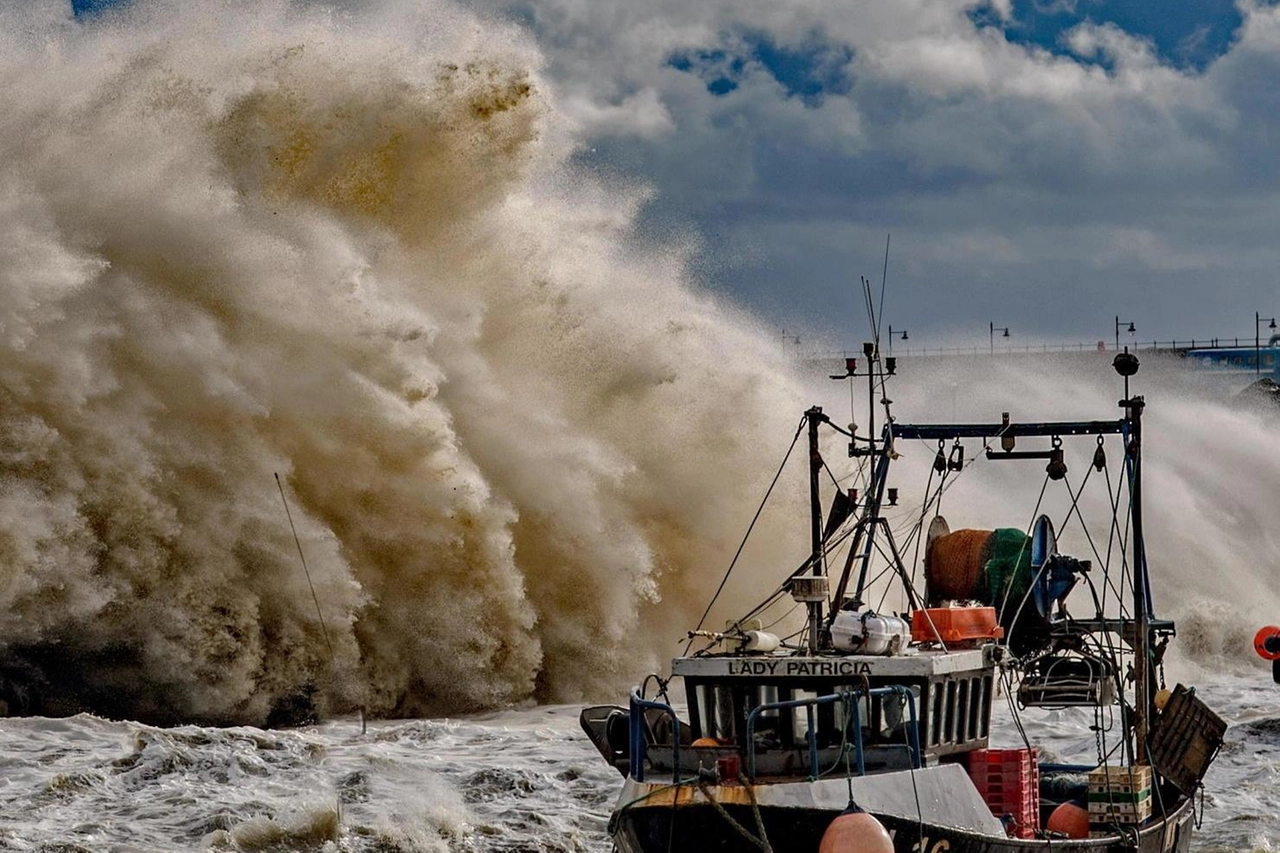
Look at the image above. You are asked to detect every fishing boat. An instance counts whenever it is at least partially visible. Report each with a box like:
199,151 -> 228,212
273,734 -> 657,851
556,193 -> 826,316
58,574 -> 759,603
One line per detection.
581,344 -> 1226,851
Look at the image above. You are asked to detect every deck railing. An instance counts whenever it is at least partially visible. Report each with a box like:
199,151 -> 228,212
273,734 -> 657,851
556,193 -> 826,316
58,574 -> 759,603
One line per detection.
744,686 -> 922,781
628,686 -> 682,784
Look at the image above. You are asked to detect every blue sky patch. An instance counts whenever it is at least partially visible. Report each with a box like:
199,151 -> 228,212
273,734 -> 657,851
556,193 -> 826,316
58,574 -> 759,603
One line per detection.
667,32 -> 853,105
969,0 -> 1242,73
71,0 -> 122,15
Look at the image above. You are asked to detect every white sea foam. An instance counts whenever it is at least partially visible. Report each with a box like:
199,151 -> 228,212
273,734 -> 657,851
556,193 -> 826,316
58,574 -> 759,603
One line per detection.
0,0 -> 807,725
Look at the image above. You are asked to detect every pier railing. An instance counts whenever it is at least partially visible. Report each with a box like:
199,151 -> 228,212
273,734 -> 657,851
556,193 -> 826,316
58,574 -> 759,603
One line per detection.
811,336 -> 1271,360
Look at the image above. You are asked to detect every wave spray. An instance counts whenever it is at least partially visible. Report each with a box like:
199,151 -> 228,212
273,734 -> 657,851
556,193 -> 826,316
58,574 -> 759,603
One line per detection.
0,0 -> 807,724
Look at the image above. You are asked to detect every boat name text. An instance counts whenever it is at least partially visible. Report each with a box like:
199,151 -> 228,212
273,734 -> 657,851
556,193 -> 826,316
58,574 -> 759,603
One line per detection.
726,660 -> 874,677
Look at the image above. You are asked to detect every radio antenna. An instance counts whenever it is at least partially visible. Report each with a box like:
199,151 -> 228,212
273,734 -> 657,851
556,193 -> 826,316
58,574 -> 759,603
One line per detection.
877,233 -> 890,342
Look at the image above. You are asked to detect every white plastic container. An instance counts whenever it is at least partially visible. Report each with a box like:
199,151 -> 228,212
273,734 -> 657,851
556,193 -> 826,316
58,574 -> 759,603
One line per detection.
830,611 -> 911,655
741,630 -> 781,653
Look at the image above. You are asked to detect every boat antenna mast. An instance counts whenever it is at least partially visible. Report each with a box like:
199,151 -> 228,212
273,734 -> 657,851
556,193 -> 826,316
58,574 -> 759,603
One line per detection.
1113,348 -> 1155,755
817,265 -> 920,645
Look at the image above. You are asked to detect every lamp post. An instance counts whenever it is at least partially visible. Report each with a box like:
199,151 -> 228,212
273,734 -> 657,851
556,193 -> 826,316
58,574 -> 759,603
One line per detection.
888,325 -> 908,356
1114,316 -> 1136,352
1256,312 -> 1277,375
989,322 -> 1009,354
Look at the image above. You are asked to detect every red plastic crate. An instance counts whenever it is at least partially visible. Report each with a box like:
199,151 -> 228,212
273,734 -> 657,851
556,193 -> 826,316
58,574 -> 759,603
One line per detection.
967,748 -> 1040,837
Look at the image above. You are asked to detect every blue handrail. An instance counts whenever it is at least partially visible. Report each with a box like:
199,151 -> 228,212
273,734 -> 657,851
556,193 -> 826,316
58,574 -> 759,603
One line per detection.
629,686 -> 682,784
744,686 -> 921,781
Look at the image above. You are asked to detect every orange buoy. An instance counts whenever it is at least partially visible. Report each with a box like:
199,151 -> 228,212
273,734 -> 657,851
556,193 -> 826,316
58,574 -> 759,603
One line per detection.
1046,801 -> 1089,839
819,802 -> 894,853
1255,625 -> 1280,661
691,737 -> 721,747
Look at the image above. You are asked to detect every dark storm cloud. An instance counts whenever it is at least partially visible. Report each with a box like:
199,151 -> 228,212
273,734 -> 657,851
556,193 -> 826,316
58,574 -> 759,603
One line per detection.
459,0 -> 1280,348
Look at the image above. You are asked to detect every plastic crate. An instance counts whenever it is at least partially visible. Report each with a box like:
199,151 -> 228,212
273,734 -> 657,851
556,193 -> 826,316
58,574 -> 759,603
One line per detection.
1088,797 -> 1153,822
912,606 -> 1004,644
968,748 -> 1039,836
1087,765 -> 1152,827
1087,764 -> 1152,795
969,747 -> 1038,770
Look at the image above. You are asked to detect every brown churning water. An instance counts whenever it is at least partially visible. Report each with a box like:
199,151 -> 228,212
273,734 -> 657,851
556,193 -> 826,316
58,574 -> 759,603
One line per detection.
0,0 -> 808,724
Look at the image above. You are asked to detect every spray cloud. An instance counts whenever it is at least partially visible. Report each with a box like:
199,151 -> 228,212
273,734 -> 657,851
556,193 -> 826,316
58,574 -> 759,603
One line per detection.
0,0 -> 808,723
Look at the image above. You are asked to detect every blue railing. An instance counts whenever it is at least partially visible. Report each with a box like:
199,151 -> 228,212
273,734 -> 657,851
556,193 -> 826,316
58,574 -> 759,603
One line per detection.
744,686 -> 921,781
629,686 -> 682,784
627,685 -> 921,785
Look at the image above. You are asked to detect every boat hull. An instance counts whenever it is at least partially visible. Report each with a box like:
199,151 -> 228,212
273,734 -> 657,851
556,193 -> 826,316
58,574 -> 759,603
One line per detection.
611,796 -> 1196,853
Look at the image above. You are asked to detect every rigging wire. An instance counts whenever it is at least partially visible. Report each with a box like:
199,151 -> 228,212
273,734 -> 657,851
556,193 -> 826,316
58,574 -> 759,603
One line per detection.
275,472 -> 336,664
759,602 -> 803,633
684,415 -> 806,654
996,471 -> 1051,630
1005,460 -> 1100,649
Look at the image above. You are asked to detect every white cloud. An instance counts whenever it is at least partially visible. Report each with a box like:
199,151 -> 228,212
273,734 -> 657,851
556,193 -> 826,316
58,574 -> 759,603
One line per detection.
459,0 -> 1280,341
560,86 -> 676,138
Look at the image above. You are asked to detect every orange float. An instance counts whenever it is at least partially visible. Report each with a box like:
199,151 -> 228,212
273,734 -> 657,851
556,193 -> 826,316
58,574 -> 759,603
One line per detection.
1046,801 -> 1089,839
1255,625 -> 1280,661
818,803 -> 894,853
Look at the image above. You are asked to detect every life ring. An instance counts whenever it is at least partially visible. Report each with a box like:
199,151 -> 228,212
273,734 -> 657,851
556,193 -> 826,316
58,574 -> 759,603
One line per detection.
1254,625 -> 1280,661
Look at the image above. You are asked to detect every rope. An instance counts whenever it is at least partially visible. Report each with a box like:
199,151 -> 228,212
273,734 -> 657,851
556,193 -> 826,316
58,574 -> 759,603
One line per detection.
740,774 -> 773,853
696,782 -> 773,852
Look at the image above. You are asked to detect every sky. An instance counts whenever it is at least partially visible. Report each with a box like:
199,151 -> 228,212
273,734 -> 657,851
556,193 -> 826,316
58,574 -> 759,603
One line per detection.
72,0 -> 1280,352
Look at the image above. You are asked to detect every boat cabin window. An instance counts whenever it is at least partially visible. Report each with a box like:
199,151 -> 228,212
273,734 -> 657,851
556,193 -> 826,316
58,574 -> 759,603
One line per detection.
688,681 -> 919,750
693,682 -> 780,741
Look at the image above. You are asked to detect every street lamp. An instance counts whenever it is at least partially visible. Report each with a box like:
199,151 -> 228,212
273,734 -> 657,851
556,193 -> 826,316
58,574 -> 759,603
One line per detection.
989,322 -> 1010,354
1114,316 -> 1136,352
888,325 -> 908,356
1256,312 -> 1277,375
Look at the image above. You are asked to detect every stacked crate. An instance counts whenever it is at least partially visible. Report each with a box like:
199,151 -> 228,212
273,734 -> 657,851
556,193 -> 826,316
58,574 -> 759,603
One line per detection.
1087,765 -> 1153,835
968,748 -> 1040,839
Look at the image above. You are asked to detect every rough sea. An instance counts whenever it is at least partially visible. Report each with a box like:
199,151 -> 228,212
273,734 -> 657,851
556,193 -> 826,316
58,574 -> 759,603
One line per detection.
2,3 -> 1280,852
1,670 -> 1277,852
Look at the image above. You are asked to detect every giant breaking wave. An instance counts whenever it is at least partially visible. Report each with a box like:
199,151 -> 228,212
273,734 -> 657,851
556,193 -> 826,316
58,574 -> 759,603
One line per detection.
0,0 -> 807,724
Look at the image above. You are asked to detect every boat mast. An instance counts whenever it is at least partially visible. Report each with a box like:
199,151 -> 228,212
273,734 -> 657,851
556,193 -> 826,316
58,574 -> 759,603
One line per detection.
1115,350 -> 1153,758
824,343 -> 900,621
806,406 -> 826,654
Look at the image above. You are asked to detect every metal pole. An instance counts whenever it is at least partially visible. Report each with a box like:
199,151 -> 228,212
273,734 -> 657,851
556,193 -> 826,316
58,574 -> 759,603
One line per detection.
989,321 -> 994,355
1257,311 -> 1262,376
1115,315 -> 1119,352
1127,395 -> 1152,758
806,407 -> 824,654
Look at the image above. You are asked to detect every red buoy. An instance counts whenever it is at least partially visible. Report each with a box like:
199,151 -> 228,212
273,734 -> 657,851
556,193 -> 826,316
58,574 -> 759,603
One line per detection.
1047,801 -> 1089,839
819,803 -> 894,853
1255,625 -> 1280,661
